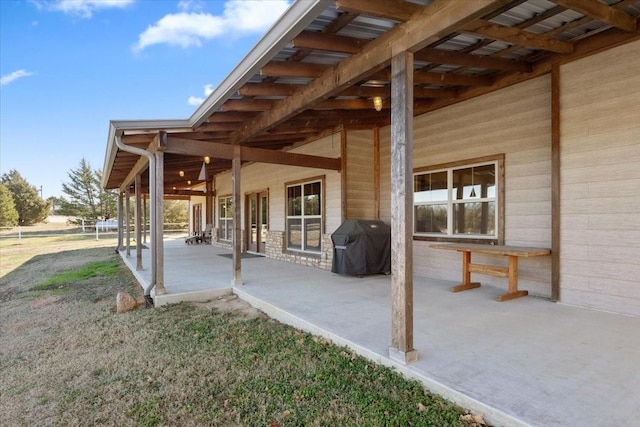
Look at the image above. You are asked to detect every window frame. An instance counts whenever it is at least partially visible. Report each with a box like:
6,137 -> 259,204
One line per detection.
285,176 -> 325,253
413,154 -> 505,244
217,195 -> 233,242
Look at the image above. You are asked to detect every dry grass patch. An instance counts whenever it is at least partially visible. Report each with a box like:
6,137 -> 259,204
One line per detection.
0,236 -> 483,427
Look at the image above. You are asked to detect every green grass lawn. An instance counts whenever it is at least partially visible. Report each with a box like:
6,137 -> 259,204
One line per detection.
0,236 -> 483,426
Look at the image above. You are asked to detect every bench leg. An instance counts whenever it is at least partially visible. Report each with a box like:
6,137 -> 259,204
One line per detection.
451,251 -> 481,292
496,255 -> 528,301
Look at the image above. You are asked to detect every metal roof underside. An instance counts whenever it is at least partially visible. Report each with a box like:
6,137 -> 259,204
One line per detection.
104,0 -> 640,191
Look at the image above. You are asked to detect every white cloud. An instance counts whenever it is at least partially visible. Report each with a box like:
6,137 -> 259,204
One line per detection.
133,0 -> 291,52
32,0 -> 133,19
1,70 -> 35,86
188,84 -> 214,106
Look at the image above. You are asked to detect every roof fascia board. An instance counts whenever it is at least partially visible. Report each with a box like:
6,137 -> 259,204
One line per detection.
102,119 -> 192,188
189,0 -> 332,128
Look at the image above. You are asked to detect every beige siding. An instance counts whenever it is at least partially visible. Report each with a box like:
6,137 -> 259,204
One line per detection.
380,76 -> 553,297
213,133 -> 342,240
559,40 -> 640,316
345,129 -> 376,219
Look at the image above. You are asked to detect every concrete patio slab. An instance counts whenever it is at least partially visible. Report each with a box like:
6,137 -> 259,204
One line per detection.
120,238 -> 640,427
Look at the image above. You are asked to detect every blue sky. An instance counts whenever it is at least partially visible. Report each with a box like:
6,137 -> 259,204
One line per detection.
0,0 -> 291,199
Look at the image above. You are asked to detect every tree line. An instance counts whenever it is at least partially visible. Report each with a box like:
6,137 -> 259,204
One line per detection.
0,158 -> 187,227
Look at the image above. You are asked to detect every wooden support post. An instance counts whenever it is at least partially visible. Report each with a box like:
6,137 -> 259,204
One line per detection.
340,127 -> 348,221
551,64 -> 561,302
373,127 -> 380,220
116,191 -> 124,251
125,186 -> 131,257
154,149 -> 166,295
205,179 -> 213,227
389,51 -> 418,364
135,173 -> 143,271
142,194 -> 147,244
232,144 -> 243,286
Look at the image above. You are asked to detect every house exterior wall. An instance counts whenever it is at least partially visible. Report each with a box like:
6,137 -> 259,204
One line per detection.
345,129 -> 376,219
380,76 -> 553,297
559,40 -> 640,316
211,133 -> 342,269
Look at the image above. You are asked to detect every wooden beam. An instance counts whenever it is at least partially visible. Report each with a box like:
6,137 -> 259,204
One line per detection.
414,71 -> 494,86
237,83 -> 300,97
462,20 -> 575,54
260,61 -> 331,78
292,30 -> 369,54
196,122 -> 244,132
232,144 -> 242,286
154,148 -> 166,295
135,173 -> 143,271
336,0 -> 422,22
551,0 -> 636,32
414,87 -> 458,98
207,111 -> 257,122
373,127 -> 380,220
220,99 -> 275,112
229,0 -> 514,144
163,136 -> 341,171
551,64 -> 560,302
341,127 -> 348,221
415,47 -> 532,72
389,51 -> 418,364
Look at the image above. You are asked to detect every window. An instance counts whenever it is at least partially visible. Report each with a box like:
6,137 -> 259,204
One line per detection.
286,179 -> 322,252
218,196 -> 233,241
414,157 -> 502,240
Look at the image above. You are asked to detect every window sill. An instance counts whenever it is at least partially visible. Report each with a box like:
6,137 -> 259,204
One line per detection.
283,249 -> 322,259
413,235 -> 500,245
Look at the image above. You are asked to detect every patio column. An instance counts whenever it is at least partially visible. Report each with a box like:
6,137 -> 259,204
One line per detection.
143,194 -> 147,244
135,173 -> 143,271
205,179 -> 213,227
125,186 -> 131,257
389,51 -> 418,364
154,148 -> 166,295
232,144 -> 243,286
116,191 -> 124,252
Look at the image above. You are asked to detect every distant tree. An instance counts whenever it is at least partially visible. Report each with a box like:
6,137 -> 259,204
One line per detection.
164,199 -> 188,228
0,183 -> 19,227
58,159 -> 117,219
0,170 -> 50,225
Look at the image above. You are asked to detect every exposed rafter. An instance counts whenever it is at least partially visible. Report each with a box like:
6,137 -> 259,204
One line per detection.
551,0 -> 637,32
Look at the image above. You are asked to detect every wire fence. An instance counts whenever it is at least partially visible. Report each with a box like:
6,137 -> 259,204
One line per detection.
0,221 -> 189,243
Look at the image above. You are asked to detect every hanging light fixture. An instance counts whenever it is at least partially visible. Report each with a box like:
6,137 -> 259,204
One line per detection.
179,170 -> 184,177
204,156 -> 210,164
187,180 -> 191,185
373,96 -> 383,112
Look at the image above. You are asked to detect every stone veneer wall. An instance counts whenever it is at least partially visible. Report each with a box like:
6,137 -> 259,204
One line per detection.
210,229 -> 333,270
265,231 -> 333,270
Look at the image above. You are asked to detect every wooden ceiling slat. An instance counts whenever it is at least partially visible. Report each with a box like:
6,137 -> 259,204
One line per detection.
551,0 -> 637,32
335,0 -> 422,22
462,20 -> 574,53
414,47 -> 532,72
260,61 -> 331,78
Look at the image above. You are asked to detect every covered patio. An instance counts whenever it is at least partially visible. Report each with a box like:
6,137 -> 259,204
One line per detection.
120,238 -> 640,427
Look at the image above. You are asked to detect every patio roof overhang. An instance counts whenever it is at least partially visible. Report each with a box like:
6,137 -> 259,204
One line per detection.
102,0 -> 640,192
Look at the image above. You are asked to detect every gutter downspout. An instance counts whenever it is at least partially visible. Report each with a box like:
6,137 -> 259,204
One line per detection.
115,136 -> 157,303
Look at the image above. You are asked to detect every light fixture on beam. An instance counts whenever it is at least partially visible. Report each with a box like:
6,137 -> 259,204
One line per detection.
373,96 -> 383,112
179,170 -> 184,177
204,156 -> 210,164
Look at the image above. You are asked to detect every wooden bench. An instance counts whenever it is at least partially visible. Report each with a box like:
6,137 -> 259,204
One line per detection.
429,243 -> 551,301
